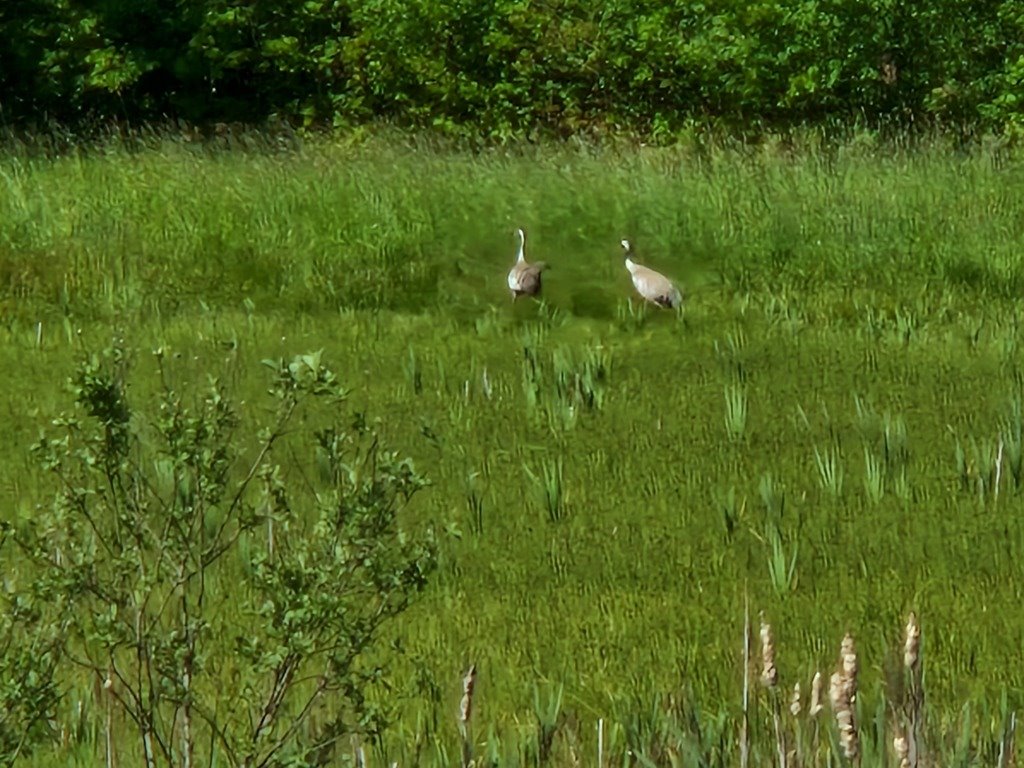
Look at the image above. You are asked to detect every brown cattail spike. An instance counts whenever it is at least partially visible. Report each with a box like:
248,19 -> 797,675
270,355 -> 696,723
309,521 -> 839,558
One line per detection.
830,633 -> 860,761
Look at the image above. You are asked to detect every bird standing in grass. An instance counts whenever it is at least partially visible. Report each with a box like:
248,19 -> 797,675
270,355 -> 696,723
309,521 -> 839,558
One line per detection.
507,228 -> 548,301
620,239 -> 683,309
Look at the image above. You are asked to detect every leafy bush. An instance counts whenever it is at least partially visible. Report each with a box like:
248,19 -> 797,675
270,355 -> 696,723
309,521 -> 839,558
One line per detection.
9,345 -> 436,766
0,528 -> 64,765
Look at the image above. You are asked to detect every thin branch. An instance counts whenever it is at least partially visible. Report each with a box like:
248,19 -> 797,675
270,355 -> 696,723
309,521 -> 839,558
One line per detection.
217,399 -> 300,545
250,654 -> 300,750
254,672 -> 331,768
187,698 -> 241,768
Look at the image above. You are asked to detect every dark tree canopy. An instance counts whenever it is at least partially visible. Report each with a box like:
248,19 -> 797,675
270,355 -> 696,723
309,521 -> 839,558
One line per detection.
1,0 -> 1023,137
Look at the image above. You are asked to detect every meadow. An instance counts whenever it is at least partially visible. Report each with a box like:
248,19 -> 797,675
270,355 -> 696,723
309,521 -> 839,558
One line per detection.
2,128 -> 1024,766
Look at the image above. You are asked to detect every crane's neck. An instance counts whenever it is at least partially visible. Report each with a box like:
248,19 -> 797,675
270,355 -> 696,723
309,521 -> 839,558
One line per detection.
516,232 -> 526,263
621,240 -> 636,271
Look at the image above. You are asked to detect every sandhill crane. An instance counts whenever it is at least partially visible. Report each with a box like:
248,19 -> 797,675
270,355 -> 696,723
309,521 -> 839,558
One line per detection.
507,228 -> 549,301
621,239 -> 682,309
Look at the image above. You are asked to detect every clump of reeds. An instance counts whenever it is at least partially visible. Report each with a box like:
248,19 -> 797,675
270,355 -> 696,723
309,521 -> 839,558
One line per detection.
829,632 -> 860,764
782,669 -> 825,768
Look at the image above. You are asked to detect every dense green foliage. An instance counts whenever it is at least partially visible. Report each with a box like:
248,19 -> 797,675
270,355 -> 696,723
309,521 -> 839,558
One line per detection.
2,132 -> 1024,764
3,0 -> 1024,137
13,345 -> 436,767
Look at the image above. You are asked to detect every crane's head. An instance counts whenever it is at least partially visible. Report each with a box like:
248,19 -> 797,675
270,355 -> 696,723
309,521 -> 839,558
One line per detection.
620,239 -> 636,264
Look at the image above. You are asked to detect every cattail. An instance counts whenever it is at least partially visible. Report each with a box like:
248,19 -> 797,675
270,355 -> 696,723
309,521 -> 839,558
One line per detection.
459,664 -> 477,726
830,672 -> 858,760
894,732 -> 911,768
828,671 -> 844,711
840,632 -> 858,702
904,612 -> 921,671
790,682 -> 802,717
902,611 -> 922,768
759,616 -> 786,768
830,633 -> 860,761
809,671 -> 824,716
459,664 -> 477,768
760,616 -> 778,687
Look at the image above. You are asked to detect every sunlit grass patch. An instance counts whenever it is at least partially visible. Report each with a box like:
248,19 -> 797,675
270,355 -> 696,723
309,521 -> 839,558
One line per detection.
2,129 -> 1024,765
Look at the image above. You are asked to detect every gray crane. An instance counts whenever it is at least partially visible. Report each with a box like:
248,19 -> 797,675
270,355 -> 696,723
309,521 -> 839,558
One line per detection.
507,228 -> 549,301
621,239 -> 682,309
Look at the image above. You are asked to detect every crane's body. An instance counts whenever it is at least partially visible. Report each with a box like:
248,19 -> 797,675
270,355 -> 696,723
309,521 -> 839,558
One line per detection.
621,239 -> 682,309
507,228 -> 548,301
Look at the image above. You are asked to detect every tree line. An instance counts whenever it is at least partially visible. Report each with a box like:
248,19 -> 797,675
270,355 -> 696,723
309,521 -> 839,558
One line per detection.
2,0 -> 1023,138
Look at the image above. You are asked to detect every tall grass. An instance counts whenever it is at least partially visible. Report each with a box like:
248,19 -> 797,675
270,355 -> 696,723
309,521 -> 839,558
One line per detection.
2,128 -> 1024,764
3,129 -> 1024,328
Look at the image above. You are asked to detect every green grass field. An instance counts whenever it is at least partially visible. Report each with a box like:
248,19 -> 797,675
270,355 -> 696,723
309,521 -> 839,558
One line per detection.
2,129 -> 1024,766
